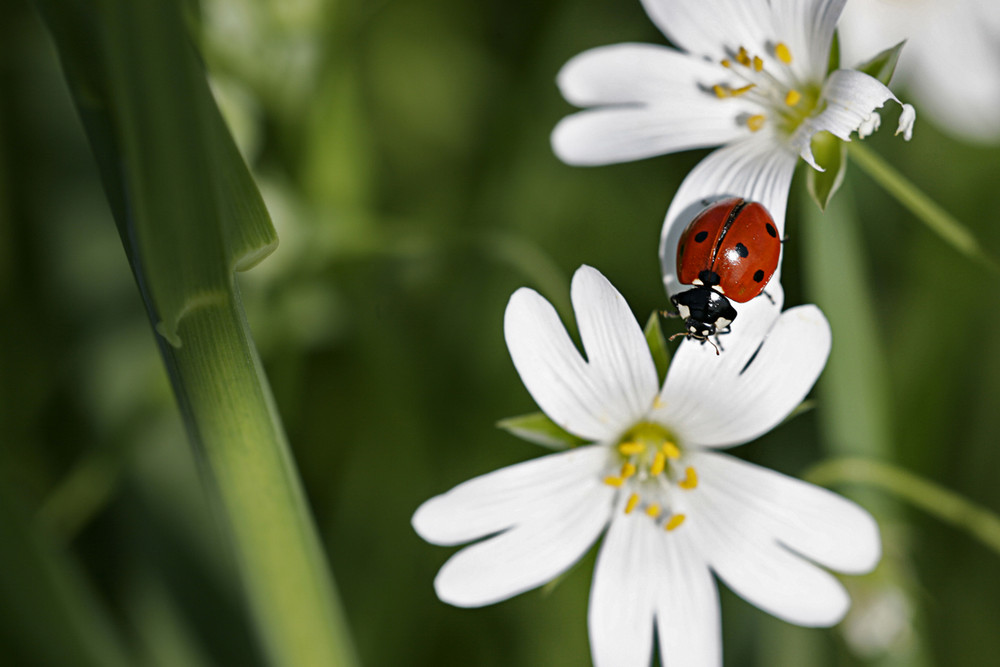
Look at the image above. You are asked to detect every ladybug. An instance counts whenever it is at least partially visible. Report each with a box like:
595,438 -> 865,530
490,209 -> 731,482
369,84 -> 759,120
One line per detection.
670,197 -> 780,348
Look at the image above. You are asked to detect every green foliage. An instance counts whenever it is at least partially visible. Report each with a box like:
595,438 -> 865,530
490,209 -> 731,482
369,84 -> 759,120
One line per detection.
806,131 -> 847,211
644,311 -> 671,385
856,40 -> 906,86
497,412 -> 587,450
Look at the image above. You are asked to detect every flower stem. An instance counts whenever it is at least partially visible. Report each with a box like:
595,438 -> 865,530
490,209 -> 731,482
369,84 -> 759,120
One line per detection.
847,141 -> 1000,272
805,458 -> 1000,557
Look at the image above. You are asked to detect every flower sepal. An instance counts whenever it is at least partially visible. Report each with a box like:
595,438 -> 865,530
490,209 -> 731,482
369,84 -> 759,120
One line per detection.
856,40 -> 906,86
496,412 -> 587,450
806,131 -> 848,211
643,312 -> 671,384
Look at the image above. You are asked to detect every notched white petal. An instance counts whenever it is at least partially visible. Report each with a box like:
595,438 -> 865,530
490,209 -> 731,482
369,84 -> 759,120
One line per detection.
412,445 -> 610,546
433,485 -> 613,607
792,69 -> 916,169
589,511 -> 657,667
656,303 -> 829,449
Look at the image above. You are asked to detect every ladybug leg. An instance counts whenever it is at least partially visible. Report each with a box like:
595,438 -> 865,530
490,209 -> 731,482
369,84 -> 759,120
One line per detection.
659,308 -> 680,319
761,290 -> 775,305
712,326 -> 731,353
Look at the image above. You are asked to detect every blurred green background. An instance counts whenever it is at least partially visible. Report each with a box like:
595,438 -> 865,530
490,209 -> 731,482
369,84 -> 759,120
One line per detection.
2,0 -> 999,665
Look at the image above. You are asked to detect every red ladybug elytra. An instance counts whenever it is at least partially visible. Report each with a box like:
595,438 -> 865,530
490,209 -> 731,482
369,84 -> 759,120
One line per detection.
670,197 -> 780,345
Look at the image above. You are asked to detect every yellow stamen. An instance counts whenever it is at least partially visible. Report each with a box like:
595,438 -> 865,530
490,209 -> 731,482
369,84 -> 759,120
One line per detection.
662,441 -> 681,460
752,55 -> 763,72
784,89 -> 802,107
604,475 -> 624,487
621,462 -> 637,479
625,493 -> 641,515
746,114 -> 766,132
713,84 -> 730,98
731,84 -> 756,96
721,58 -> 732,68
652,395 -> 665,410
666,514 -> 687,532
775,42 -> 793,65
650,451 -> 666,477
736,47 -> 751,66
618,441 -> 644,456
679,466 -> 699,490
645,504 -> 662,518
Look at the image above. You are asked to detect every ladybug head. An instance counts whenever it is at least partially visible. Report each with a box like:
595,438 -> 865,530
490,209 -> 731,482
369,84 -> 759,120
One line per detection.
669,286 -> 738,349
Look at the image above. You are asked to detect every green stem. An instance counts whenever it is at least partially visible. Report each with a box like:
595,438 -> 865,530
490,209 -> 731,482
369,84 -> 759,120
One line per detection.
847,141 -> 999,272
805,458 -> 1000,557
164,291 -> 357,667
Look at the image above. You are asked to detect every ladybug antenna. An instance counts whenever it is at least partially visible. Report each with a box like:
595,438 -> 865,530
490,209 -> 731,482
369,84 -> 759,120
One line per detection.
667,331 -> 721,356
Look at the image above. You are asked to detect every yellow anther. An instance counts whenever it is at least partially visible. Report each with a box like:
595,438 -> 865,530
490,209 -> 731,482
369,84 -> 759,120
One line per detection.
746,114 -> 766,132
621,462 -> 637,479
731,84 -> 756,96
645,504 -> 662,518
784,89 -> 802,107
662,441 -> 681,460
618,441 -> 644,456
625,493 -> 641,515
713,84 -> 730,98
604,475 -> 624,488
666,514 -> 687,532
721,58 -> 732,68
679,466 -> 699,490
775,42 -> 793,64
652,395 -> 665,410
736,47 -> 751,66
650,451 -> 666,477
752,55 -> 763,72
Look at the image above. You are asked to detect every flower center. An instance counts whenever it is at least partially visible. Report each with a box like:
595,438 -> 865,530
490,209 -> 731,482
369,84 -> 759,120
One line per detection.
602,421 -> 697,532
711,42 -> 821,137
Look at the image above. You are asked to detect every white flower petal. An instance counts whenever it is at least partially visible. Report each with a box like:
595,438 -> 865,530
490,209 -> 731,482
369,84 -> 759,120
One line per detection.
792,69 -> 915,169
571,266 -> 661,430
654,528 -> 722,667
552,44 -> 755,165
838,0 -> 1000,143
553,107 -> 752,167
691,452 -> 881,574
686,456 -> 854,626
589,511 -> 657,667
557,43 -> 740,108
640,0 -> 773,63
412,445 -> 611,546
505,266 -> 656,441
656,304 -> 829,449
768,0 -> 845,83
658,134 -> 798,297
432,475 -> 614,607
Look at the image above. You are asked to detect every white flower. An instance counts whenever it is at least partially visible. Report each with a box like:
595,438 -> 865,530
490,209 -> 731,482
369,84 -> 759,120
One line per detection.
549,0 -> 915,294
413,265 -> 880,667
839,0 -> 1000,143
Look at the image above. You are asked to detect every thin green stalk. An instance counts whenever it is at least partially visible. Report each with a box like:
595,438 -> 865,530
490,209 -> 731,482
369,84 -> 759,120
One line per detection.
806,458 -> 1000,557
847,141 -> 999,272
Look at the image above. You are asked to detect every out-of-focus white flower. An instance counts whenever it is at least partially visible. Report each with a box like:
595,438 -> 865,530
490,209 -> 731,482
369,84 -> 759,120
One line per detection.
549,0 -> 915,296
413,265 -> 880,667
839,0 -> 1000,143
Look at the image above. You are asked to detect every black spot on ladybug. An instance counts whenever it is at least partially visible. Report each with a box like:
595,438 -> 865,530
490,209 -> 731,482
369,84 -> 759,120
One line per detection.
698,270 -> 721,286
765,223 -> 777,238
694,231 -> 709,243
735,242 -> 749,258
753,269 -> 765,282
679,243 -> 685,258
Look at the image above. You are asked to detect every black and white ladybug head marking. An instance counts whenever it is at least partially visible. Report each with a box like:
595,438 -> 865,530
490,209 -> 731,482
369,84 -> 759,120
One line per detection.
670,286 -> 738,342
